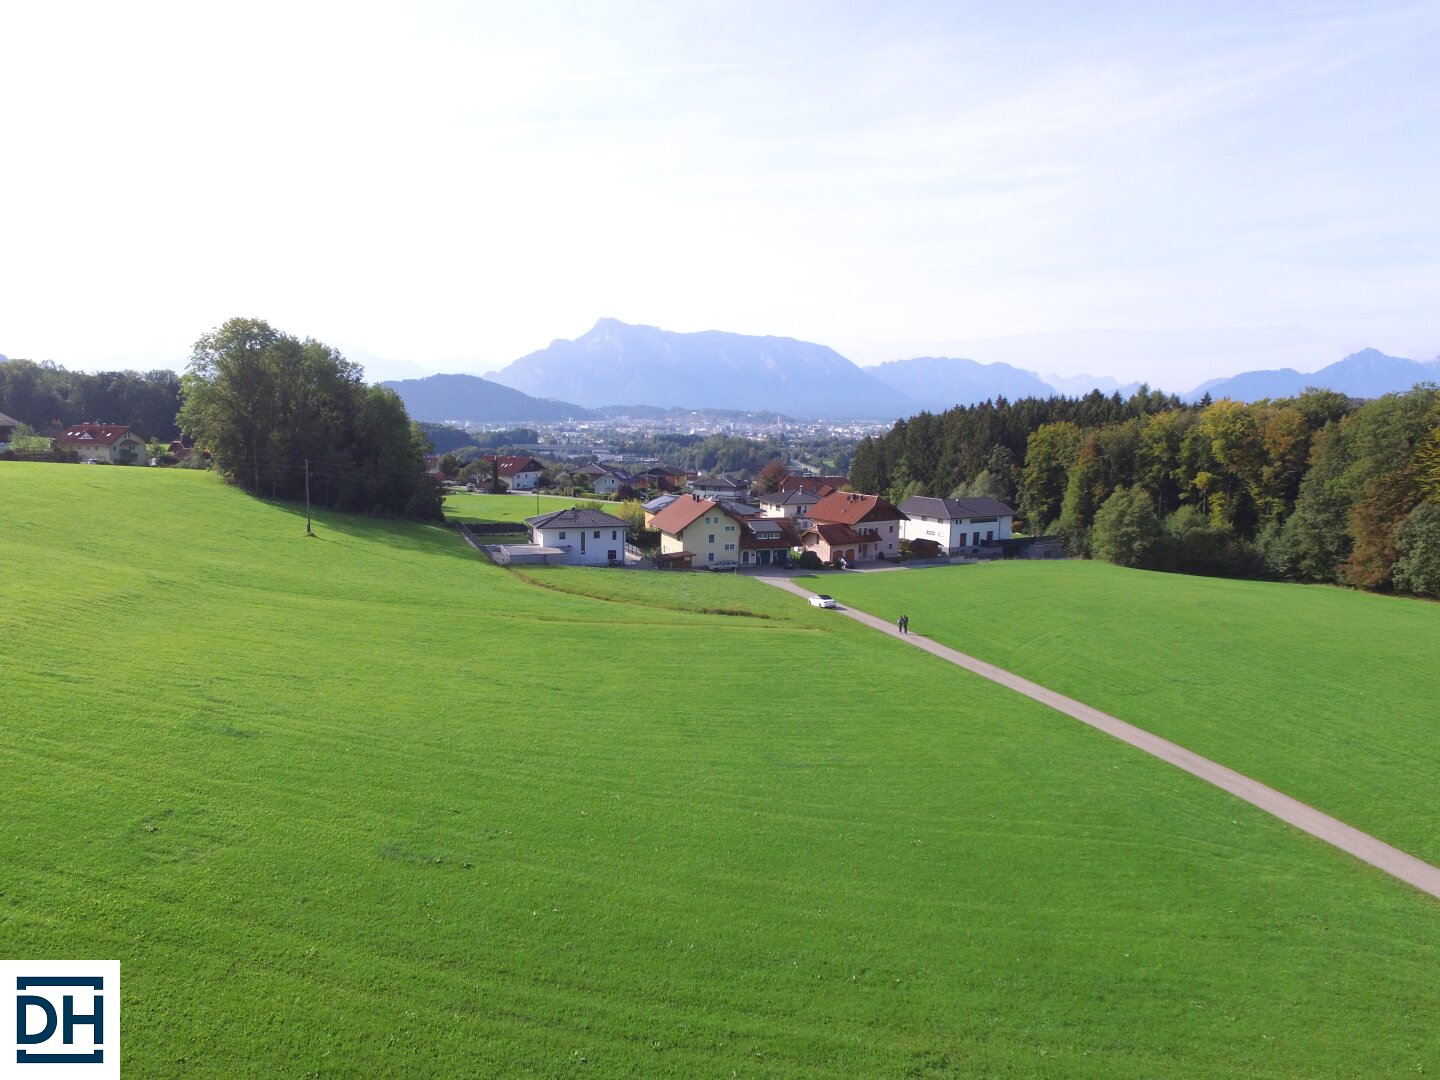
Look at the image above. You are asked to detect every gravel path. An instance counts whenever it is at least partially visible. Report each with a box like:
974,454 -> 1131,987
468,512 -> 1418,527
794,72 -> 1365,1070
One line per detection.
761,575 -> 1440,902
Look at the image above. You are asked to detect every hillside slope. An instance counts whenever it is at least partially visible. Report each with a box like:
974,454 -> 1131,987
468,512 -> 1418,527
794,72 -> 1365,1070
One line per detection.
380,372 -> 593,423
2,462 -> 1437,1077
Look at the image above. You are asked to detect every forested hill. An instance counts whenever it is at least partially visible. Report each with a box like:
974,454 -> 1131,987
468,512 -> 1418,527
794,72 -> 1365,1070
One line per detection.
850,385 -> 1440,598
0,358 -> 182,439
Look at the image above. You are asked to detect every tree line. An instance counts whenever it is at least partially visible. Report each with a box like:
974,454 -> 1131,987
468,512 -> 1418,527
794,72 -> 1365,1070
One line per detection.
177,318 -> 442,519
849,385 -> 1440,597
0,358 -> 183,439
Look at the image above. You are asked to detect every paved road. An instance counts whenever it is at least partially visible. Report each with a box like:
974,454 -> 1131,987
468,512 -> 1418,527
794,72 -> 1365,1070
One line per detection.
760,575 -> 1440,902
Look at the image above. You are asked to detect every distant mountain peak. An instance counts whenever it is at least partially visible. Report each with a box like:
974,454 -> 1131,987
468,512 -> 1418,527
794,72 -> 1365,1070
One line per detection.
487,320 -> 915,419
1188,348 -> 1437,403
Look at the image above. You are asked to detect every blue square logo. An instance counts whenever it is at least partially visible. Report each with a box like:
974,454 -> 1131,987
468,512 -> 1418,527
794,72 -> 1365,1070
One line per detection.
1,961 -> 120,1079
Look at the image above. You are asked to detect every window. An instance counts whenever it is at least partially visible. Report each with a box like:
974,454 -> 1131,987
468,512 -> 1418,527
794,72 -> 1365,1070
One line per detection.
708,552 -> 715,562
559,531 -> 567,539
708,534 -> 715,543
611,530 -> 617,539
725,524 -> 736,532
594,530 -> 601,538
986,530 -> 994,542
724,543 -> 735,551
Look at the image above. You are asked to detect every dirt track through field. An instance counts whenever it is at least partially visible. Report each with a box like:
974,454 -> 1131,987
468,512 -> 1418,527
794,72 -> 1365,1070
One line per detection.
760,575 -> 1440,902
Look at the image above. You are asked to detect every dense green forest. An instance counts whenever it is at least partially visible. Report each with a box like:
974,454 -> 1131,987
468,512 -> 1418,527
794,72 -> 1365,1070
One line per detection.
850,386 -> 1440,597
0,358 -> 182,439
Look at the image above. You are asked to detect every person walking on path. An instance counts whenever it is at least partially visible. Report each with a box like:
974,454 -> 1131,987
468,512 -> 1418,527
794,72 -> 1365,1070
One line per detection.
898,614 -> 909,634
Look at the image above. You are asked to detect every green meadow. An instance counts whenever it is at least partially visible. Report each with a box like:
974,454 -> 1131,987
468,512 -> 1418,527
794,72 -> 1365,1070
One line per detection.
2,463 -> 1439,1077
818,560 -> 1440,867
444,491 -> 602,524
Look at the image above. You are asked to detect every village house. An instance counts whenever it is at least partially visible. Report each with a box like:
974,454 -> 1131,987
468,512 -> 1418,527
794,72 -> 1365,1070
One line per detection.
0,412 -> 19,451
648,494 -> 746,569
757,488 -> 820,527
808,491 -> 907,560
524,507 -> 630,566
592,466 -> 639,496
898,496 -> 1015,554
483,455 -> 545,491
800,521 -> 875,566
55,423 -> 148,465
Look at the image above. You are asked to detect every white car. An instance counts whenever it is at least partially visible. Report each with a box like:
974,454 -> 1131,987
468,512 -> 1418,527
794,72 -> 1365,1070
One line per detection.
808,594 -> 836,608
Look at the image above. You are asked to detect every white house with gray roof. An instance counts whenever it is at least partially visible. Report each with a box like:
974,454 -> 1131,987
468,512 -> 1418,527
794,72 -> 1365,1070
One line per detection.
757,487 -> 820,526
898,496 -> 1015,554
525,507 -> 630,566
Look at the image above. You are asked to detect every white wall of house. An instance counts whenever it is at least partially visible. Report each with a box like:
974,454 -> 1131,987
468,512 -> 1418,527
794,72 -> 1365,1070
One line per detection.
901,514 -> 1012,552
531,524 -> 627,565
505,469 -> 541,490
863,517 -> 904,557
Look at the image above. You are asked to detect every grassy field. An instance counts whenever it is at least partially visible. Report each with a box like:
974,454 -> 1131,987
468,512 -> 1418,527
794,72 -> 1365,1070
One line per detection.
3,463 -> 1439,1077
816,560 -> 1440,867
444,491 -> 608,524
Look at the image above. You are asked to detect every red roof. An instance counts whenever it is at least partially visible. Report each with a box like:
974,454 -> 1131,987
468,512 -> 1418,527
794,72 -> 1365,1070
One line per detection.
482,455 -> 544,477
56,424 -> 137,446
648,494 -> 724,536
804,522 -> 870,545
809,491 -> 905,527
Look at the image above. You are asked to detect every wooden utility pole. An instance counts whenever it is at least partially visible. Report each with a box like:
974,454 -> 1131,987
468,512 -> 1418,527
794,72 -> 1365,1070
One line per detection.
305,458 -> 314,536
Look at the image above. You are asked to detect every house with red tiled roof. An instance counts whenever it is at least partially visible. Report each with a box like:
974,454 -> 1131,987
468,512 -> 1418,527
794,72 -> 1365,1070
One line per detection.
800,522 -> 876,566
482,455 -> 544,491
55,423 -> 148,465
649,494 -> 746,569
808,491 -> 907,560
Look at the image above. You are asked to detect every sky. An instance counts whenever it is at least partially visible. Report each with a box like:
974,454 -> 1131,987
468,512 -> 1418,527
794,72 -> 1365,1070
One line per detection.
2,0 -> 1437,392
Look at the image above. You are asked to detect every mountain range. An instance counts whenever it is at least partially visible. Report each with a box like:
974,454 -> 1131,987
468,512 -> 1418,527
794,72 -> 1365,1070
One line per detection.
376,320 -> 1440,424
1183,348 -> 1440,403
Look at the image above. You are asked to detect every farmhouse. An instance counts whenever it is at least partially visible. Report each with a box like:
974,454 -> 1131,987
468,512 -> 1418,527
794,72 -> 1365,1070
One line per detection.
0,412 -> 19,450
55,423 -> 148,465
483,455 -> 544,490
524,507 -> 629,566
899,496 -> 1015,554
648,494 -> 745,568
808,491 -> 906,559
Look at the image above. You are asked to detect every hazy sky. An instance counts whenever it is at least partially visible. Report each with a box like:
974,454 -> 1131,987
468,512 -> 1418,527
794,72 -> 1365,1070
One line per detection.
3,1 -> 1437,390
